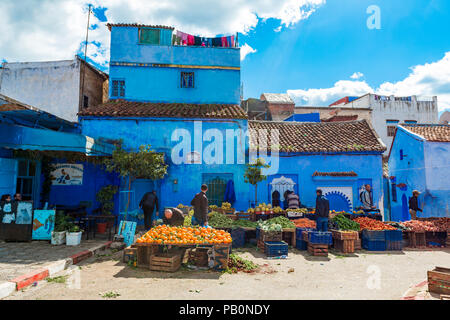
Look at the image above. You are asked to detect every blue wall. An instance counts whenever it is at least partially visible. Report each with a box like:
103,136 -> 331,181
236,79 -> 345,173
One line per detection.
254,153 -> 384,213
109,26 -> 241,104
388,127 -> 449,220
80,117 -> 249,213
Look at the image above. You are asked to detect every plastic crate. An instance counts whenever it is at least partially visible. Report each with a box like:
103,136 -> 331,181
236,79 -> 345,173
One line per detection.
308,231 -> 333,245
362,230 -> 385,241
264,241 -> 289,257
296,227 -> 314,239
362,239 -> 386,251
231,228 -> 246,248
385,230 -> 402,242
296,239 -> 307,251
386,240 -> 403,251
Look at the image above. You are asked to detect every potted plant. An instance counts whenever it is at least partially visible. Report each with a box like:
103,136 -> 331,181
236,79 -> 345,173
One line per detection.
51,214 -> 70,245
95,185 -> 119,233
66,224 -> 83,246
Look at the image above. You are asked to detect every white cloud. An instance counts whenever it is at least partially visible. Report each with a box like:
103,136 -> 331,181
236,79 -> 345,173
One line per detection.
288,80 -> 373,106
350,72 -> 364,80
0,0 -> 325,68
288,52 -> 450,111
240,44 -> 257,61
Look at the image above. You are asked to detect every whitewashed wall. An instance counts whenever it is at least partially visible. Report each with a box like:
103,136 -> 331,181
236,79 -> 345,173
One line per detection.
0,59 -> 80,122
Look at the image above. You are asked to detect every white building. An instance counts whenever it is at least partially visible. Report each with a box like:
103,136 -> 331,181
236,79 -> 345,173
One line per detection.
334,94 -> 438,155
0,56 -> 108,122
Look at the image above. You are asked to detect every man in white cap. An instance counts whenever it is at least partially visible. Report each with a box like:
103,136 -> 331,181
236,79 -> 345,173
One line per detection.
408,190 -> 422,220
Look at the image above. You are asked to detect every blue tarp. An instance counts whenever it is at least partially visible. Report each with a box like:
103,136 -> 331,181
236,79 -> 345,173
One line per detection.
0,122 -> 114,156
284,113 -> 321,123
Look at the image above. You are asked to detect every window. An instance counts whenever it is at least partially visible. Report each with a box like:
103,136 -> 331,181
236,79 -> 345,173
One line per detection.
181,72 -> 195,88
386,120 -> 399,137
83,95 -> 89,108
139,28 -> 160,45
16,160 -> 37,201
202,174 -> 233,207
112,80 -> 125,98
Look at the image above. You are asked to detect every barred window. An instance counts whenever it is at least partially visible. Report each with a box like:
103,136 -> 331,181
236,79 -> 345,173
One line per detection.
112,80 -> 125,98
387,126 -> 397,137
139,28 -> 160,45
181,72 -> 195,88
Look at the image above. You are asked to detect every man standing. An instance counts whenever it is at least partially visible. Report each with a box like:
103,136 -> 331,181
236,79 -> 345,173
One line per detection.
139,191 -> 159,230
315,189 -> 330,232
360,184 -> 376,211
191,185 -> 209,227
409,190 -> 422,220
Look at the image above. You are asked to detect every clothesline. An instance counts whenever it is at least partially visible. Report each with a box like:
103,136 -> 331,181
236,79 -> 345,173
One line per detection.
172,30 -> 238,48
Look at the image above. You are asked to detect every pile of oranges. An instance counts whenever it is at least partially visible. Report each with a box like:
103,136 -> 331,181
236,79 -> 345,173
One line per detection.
136,225 -> 232,245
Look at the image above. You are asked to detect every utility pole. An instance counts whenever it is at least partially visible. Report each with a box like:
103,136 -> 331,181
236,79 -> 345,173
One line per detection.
80,4 -> 92,110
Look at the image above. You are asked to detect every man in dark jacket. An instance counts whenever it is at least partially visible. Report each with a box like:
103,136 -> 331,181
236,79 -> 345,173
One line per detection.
139,191 -> 159,230
163,208 -> 185,226
190,185 -> 209,226
315,189 -> 330,232
409,190 -> 422,220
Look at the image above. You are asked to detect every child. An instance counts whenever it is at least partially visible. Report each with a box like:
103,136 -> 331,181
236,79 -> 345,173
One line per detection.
0,194 -> 15,224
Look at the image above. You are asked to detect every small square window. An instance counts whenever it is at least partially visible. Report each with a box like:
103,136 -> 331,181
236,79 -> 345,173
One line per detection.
83,95 -> 89,108
112,80 -> 125,98
139,28 -> 160,45
387,126 -> 397,137
181,72 -> 195,88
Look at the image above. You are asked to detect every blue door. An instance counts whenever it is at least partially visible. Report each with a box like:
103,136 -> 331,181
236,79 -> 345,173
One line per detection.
0,158 -> 17,196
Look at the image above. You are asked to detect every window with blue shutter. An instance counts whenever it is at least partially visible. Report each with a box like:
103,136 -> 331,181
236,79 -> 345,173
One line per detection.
181,72 -> 195,88
139,28 -> 161,45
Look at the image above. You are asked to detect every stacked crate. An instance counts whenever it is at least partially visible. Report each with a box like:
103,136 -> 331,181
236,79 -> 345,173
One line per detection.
305,231 -> 332,257
385,230 -> 403,251
257,229 -> 282,253
149,252 -> 182,272
362,230 -> 386,251
332,230 -> 358,254
264,241 -> 289,258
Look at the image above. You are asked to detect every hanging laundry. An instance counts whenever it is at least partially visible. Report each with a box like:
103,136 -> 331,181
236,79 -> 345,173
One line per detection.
194,36 -> 202,46
187,35 -> 195,46
221,36 -> 229,48
212,37 -> 222,47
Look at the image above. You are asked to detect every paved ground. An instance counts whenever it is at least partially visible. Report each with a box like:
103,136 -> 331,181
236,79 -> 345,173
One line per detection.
0,239 -> 108,281
5,246 -> 450,300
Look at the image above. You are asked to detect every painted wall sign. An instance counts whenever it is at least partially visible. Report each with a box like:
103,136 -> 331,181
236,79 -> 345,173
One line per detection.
51,164 -> 84,185
32,210 -> 56,240
118,221 -> 137,247
15,201 -> 33,225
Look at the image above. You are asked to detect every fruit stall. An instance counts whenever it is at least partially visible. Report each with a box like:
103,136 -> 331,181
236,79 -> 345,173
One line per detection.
123,203 -> 449,272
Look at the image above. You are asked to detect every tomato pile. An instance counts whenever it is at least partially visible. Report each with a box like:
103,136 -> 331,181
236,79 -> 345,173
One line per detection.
136,225 -> 232,245
353,217 -> 397,231
403,220 -> 440,232
292,218 -> 316,229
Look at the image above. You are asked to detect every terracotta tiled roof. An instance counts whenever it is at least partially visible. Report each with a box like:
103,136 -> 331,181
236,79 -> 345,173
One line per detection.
249,120 -> 386,154
313,171 -> 358,177
107,23 -> 174,31
0,104 -> 28,111
322,115 -> 359,122
401,124 -> 450,142
78,100 -> 248,119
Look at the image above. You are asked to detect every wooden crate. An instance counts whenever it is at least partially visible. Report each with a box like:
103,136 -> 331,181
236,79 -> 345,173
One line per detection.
136,245 -> 160,268
189,248 -> 210,267
428,267 -> 450,295
334,239 -> 355,254
331,230 -> 359,241
257,240 -> 266,252
123,246 -> 137,263
149,253 -> 182,272
354,238 -> 362,251
407,231 -> 426,248
259,230 -> 282,242
213,244 -> 231,271
282,228 -> 296,246
308,243 -> 328,257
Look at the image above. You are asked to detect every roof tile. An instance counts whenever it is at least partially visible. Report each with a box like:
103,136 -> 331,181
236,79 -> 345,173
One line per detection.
249,120 -> 386,153
78,100 -> 248,120
402,124 -> 450,142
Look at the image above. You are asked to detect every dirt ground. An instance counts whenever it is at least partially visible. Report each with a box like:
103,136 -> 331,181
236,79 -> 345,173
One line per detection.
5,247 -> 450,300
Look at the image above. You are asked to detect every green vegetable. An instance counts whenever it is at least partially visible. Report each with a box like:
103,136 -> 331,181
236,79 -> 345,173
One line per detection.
331,214 -> 360,231
208,212 -> 234,228
257,220 -> 283,231
232,219 -> 258,228
265,216 -> 295,229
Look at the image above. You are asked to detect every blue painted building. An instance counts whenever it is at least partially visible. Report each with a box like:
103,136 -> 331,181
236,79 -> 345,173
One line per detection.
284,113 -> 321,123
0,94 -> 115,210
387,124 -> 450,221
79,24 -> 248,217
249,120 -> 387,214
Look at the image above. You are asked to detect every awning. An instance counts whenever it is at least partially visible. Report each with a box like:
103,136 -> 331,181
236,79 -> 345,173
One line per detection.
0,122 -> 114,156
